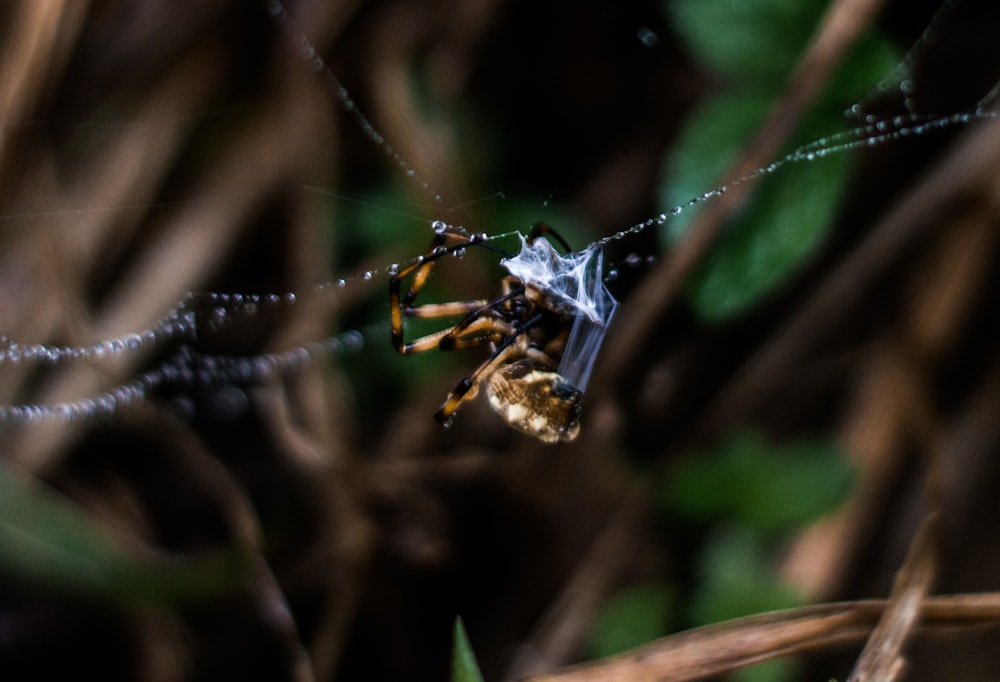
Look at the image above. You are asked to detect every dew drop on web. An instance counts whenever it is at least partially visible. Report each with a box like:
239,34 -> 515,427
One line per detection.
637,26 -> 659,48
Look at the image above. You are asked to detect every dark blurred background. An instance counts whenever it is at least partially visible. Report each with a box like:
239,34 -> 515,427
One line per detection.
2,1 -> 1000,680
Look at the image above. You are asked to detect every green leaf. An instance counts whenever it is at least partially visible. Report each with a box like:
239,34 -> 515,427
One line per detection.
663,0 -> 899,320
451,617 -> 485,682
0,458 -> 245,605
659,82 -> 855,320
663,430 -> 855,534
659,86 -> 852,319
732,657 -> 801,682
661,91 -> 773,246
689,145 -> 850,319
670,0 -> 828,84
587,584 -> 674,659
688,525 -> 802,625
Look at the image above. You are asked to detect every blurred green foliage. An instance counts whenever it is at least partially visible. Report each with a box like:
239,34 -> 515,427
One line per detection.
586,583 -> 675,659
661,0 -> 898,319
450,617 -> 485,682
585,430 -> 854,676
665,429 -> 854,628
0,458 -> 245,606
664,430 -> 855,534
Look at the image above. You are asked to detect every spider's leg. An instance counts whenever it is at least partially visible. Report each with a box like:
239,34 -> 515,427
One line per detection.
393,299 -> 498,354
392,233 -> 457,311
527,222 -> 572,253
398,291 -> 522,354
436,289 -> 520,350
392,255 -> 522,354
434,313 -> 543,425
390,231 -> 481,354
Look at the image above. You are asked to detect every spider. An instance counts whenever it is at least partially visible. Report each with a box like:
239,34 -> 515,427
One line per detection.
390,223 -> 617,444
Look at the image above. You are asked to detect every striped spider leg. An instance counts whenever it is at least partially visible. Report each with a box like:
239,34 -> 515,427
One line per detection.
389,225 -> 589,443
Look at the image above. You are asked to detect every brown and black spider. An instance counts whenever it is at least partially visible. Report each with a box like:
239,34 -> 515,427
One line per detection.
390,223 -> 617,444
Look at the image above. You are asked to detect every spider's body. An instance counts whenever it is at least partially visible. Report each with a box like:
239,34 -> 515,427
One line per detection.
390,225 -> 614,444
486,360 -> 582,444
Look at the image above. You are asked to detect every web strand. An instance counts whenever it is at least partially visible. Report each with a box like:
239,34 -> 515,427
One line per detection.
0,0 -> 998,427
265,0 -> 444,207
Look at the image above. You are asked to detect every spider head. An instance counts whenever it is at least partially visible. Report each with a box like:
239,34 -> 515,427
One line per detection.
486,359 -> 583,444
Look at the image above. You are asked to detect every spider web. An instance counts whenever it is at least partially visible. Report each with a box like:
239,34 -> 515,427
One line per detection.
500,235 -> 618,392
0,0 -> 997,429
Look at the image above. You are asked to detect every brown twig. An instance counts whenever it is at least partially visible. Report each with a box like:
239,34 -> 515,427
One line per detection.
846,514 -> 938,682
522,593 -> 1000,682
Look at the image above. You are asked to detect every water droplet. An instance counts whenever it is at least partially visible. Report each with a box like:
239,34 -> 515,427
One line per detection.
79,399 -> 97,419
363,271 -> 374,281
336,278 -> 347,288
387,263 -> 400,276
432,220 -> 447,234
96,394 -> 117,415
625,253 -> 641,267
452,248 -> 467,259
605,269 -> 619,282
341,330 -> 365,353
637,26 -> 659,47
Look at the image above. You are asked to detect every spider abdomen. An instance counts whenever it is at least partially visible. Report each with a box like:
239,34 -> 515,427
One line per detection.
486,359 -> 582,444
